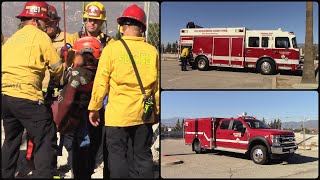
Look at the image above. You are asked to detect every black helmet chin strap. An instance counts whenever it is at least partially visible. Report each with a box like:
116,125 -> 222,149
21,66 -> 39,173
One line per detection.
35,19 -> 47,32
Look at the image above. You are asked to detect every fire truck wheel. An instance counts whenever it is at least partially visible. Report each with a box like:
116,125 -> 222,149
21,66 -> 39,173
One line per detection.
257,59 -> 276,75
251,145 -> 269,165
193,140 -> 202,154
196,57 -> 209,71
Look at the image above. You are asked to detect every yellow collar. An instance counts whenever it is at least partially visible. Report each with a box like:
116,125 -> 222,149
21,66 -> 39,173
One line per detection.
122,36 -> 145,42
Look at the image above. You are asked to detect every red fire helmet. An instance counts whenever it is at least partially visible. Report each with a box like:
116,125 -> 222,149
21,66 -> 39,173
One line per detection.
117,4 -> 146,28
48,4 -> 61,21
16,1 -> 50,20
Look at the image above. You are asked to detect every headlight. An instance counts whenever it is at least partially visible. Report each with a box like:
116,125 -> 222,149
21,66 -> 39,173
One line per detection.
270,135 -> 281,146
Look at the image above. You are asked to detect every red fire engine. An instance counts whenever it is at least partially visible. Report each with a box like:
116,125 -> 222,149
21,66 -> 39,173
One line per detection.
184,113 -> 298,164
179,23 -> 303,75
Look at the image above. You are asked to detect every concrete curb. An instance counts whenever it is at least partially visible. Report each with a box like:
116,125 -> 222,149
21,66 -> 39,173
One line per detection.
272,76 -> 277,89
292,83 -> 318,89
161,156 -> 184,166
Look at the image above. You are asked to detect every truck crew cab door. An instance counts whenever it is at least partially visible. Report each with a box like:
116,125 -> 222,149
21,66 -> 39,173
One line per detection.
272,37 -> 298,65
228,120 -> 249,150
215,119 -> 234,148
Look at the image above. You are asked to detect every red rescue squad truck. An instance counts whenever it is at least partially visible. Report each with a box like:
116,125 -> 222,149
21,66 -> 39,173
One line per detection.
179,22 -> 303,75
184,113 -> 298,164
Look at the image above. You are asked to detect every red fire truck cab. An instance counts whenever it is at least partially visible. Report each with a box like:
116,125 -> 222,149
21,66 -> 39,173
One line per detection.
179,23 -> 303,75
184,113 -> 298,164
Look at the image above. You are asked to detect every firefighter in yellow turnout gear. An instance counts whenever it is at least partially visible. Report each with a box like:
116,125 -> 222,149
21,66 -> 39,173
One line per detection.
1,1 -> 63,178
180,47 -> 189,71
88,4 -> 159,178
69,2 -> 114,47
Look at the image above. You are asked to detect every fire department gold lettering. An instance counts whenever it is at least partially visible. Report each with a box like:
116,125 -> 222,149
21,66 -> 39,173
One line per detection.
118,53 -> 151,65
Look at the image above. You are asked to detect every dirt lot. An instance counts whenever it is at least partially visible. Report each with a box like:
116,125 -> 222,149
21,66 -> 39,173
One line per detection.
161,57 -> 318,89
161,139 -> 318,178
1,121 -> 159,178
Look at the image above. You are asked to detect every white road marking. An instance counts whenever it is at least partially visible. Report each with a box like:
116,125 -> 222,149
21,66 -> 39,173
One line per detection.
168,76 -> 185,82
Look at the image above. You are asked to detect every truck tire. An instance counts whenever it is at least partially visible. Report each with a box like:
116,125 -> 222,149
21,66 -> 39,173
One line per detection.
193,140 -> 202,154
257,58 -> 276,75
251,145 -> 269,165
196,57 -> 209,71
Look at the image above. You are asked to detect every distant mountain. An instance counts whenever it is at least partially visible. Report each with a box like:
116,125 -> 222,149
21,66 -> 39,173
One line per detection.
161,117 -> 185,127
161,118 -> 318,130
282,120 -> 318,130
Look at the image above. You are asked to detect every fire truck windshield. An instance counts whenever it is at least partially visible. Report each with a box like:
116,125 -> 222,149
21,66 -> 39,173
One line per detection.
292,37 -> 298,48
244,119 -> 271,129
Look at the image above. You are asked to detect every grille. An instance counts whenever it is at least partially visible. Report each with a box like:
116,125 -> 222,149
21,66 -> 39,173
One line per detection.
279,135 -> 295,145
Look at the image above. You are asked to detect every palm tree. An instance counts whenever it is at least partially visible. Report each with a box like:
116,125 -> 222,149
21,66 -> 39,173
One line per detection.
301,2 -> 316,83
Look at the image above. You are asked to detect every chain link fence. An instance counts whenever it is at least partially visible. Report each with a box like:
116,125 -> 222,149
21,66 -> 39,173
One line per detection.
161,131 -> 184,140
143,2 -> 160,50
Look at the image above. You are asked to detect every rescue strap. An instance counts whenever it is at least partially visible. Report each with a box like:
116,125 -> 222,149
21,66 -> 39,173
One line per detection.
63,1 -> 67,67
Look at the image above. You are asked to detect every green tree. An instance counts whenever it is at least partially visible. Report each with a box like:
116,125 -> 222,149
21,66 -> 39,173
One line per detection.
262,117 -> 267,124
161,43 -> 165,53
175,119 -> 181,131
269,119 -> 278,129
181,119 -> 185,130
165,43 -> 172,53
305,128 -> 311,134
277,119 -> 282,129
301,2 -> 316,83
147,23 -> 160,49
172,41 -> 178,54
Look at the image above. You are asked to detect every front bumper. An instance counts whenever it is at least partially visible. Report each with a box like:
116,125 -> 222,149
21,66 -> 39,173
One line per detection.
271,145 -> 298,154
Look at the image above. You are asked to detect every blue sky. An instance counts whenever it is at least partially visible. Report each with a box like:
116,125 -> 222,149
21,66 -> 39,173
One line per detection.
161,2 -> 319,44
161,91 -> 319,122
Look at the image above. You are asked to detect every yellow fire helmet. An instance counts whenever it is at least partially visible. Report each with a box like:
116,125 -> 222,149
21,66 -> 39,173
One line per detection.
83,2 -> 107,21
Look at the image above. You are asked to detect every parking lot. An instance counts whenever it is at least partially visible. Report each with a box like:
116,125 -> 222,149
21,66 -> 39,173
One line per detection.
161,139 -> 319,178
161,57 -> 318,89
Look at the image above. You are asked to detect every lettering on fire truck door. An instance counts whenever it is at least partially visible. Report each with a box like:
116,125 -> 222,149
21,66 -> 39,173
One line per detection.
228,120 -> 249,150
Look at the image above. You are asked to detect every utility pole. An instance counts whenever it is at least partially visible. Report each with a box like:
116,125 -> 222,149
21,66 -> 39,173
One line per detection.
143,2 -> 150,42
182,119 -> 185,139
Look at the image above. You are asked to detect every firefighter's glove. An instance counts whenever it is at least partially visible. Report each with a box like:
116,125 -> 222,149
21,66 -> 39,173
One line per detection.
60,43 -> 72,59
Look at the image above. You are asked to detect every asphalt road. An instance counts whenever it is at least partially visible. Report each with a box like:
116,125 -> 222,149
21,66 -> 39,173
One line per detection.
161,139 -> 319,178
161,60 -> 303,89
